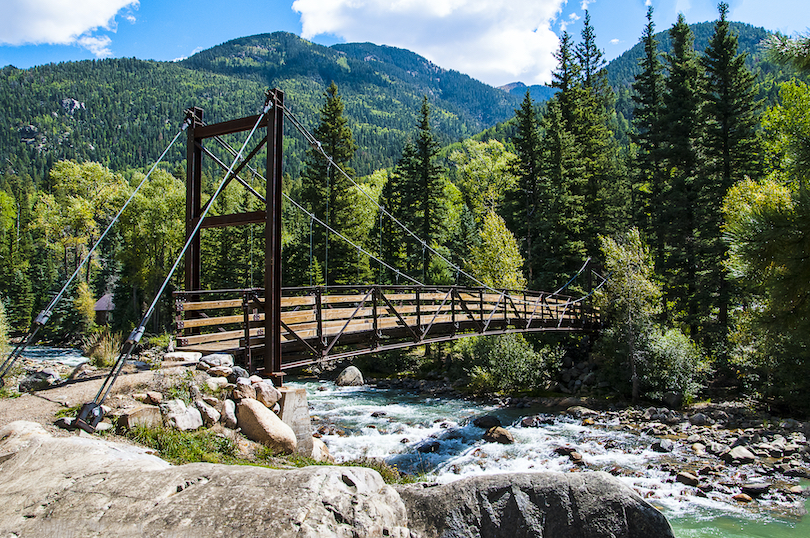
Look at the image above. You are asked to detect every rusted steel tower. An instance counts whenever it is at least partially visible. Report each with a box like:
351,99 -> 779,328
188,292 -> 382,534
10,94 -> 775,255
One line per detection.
183,89 -> 284,381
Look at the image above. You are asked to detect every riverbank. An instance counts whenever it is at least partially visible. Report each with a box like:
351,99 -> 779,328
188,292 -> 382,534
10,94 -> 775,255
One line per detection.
2,351 -> 809,536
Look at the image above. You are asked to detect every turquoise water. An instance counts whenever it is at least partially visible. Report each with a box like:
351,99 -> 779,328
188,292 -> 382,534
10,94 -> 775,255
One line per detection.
290,379 -> 809,537
19,345 -> 88,367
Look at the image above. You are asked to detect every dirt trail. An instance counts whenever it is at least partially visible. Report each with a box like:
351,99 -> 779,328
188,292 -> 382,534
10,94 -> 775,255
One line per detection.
0,367 -> 159,436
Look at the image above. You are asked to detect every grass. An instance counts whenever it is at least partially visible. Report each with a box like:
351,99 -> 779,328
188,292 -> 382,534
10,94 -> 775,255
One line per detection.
125,425 -> 240,465
82,329 -> 123,367
120,425 -> 427,484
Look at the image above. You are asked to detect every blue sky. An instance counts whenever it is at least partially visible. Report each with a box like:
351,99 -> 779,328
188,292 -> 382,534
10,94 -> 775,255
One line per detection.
1,1 -> 807,87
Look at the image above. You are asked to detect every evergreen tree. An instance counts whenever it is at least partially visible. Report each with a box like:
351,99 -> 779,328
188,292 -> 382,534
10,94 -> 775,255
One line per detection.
659,14 -> 703,331
395,97 -> 447,284
700,2 -> 762,344
504,92 -> 542,283
551,31 -> 582,128
299,82 -> 366,286
576,11 -> 606,89
532,99 -> 587,290
631,6 -> 666,244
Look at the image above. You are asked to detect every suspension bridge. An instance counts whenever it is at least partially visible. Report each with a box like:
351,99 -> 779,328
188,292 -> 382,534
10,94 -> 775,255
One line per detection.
0,89 -> 602,432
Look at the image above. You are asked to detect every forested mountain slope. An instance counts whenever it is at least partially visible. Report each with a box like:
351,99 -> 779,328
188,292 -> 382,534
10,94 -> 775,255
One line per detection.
0,32 -> 525,185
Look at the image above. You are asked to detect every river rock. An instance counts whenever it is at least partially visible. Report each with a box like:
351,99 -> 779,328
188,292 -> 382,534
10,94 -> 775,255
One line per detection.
228,366 -> 250,383
472,415 -> 501,429
236,398 -> 297,454
231,379 -> 256,401
311,437 -> 335,463
396,471 -> 675,538
689,413 -> 710,426
18,369 -> 61,392
207,365 -> 233,378
162,351 -> 202,362
566,405 -> 599,418
200,353 -> 234,368
161,399 -> 203,431
741,483 -> 770,497
195,399 -> 221,427
117,405 -> 163,430
483,426 -> 514,444
0,421 -> 410,537
255,381 -> 282,408
676,472 -> 699,487
206,376 -> 230,392
220,399 -> 237,429
651,439 -> 675,453
662,391 -> 684,409
335,365 -> 364,386
721,446 -> 757,465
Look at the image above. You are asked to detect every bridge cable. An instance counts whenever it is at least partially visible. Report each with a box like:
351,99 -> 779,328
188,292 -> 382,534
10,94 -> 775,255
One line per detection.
206,129 -> 425,286
0,121 -> 190,386
553,257 -> 591,295
282,104 -> 597,306
72,102 -> 272,433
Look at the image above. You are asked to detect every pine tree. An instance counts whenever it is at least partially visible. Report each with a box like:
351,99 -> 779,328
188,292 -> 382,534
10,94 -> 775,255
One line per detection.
631,6 -> 666,244
395,97 -> 447,284
700,2 -> 762,343
504,92 -> 541,283
532,98 -> 587,290
659,14 -> 703,331
576,11 -> 606,90
300,82 -> 365,286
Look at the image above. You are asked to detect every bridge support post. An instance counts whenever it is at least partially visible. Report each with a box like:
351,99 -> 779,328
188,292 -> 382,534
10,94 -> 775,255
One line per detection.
265,89 -> 284,382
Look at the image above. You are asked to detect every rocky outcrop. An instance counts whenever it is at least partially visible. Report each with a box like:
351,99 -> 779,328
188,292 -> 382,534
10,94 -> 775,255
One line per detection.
0,422 -> 674,538
0,421 -> 409,538
396,472 -> 674,538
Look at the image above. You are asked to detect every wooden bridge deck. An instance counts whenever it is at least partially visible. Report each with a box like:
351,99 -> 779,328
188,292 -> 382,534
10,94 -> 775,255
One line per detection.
174,285 -> 600,371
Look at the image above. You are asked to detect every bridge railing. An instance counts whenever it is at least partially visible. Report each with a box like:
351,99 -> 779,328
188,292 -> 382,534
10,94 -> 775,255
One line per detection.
174,285 -> 600,370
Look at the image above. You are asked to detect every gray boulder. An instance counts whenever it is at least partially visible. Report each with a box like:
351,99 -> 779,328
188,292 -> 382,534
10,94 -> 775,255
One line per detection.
18,369 -> 61,392
220,398 -> 238,429
335,365 -> 364,386
0,421 -> 409,538
396,472 -> 674,538
161,398 -> 203,431
255,381 -> 282,408
201,353 -> 234,368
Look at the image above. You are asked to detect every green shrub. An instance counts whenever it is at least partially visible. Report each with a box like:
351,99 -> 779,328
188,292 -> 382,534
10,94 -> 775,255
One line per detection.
454,334 -> 560,394
125,426 -> 238,465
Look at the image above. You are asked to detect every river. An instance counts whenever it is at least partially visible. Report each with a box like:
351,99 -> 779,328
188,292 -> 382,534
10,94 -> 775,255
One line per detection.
289,378 -> 810,538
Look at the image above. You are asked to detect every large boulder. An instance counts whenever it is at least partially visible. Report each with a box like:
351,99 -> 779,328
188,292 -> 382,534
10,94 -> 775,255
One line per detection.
396,472 -> 675,538
0,421 -> 409,537
236,398 -> 297,454
335,365 -> 364,386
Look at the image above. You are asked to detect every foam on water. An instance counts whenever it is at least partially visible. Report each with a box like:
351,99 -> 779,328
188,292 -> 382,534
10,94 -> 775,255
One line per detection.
294,379 -> 810,536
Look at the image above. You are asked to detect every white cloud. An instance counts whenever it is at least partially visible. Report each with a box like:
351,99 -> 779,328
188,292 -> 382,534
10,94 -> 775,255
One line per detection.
610,38 -> 621,44
292,0 -> 567,86
0,0 -> 139,57
581,0 -> 595,9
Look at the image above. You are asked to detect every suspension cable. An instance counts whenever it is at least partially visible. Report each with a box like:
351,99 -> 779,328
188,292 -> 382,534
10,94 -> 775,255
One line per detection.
73,102 -> 272,433
208,130 -> 424,286
0,121 -> 190,386
214,102 -> 595,304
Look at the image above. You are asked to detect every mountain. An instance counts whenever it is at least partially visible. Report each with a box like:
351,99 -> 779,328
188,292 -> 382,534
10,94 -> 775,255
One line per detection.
1,24 -> 804,187
605,21 -> 806,123
0,32 -> 529,184
497,82 -> 559,103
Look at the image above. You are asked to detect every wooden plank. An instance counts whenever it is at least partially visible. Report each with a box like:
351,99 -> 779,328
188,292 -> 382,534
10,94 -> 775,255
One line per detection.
180,298 -> 244,311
